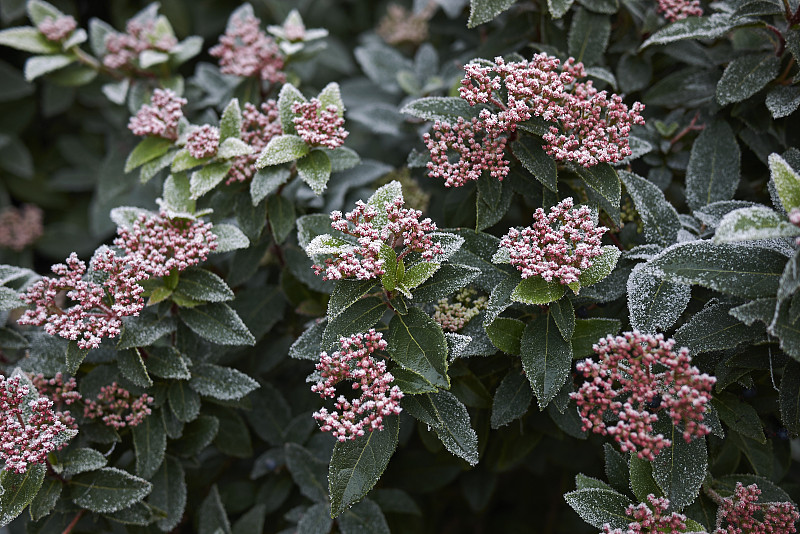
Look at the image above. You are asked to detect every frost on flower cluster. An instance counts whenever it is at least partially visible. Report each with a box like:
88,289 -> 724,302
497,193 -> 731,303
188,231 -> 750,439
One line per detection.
0,204 -> 43,251
312,198 -> 441,281
311,330 -> 404,441
103,19 -> 177,70
657,0 -> 703,21
425,54 -> 645,186
114,211 -> 217,278
128,88 -> 187,141
30,372 -> 82,429
499,197 -> 607,285
18,251 -> 149,349
602,494 -> 688,534
227,100 -> 283,184
714,483 -> 799,534
433,288 -> 488,332
37,15 -> 77,42
571,331 -> 716,461
186,124 -> 220,159
209,14 -> 286,83
0,374 -> 73,473
84,382 -> 153,429
291,99 -> 348,149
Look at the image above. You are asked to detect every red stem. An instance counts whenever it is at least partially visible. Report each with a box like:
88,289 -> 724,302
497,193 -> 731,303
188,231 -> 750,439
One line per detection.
61,509 -> 84,534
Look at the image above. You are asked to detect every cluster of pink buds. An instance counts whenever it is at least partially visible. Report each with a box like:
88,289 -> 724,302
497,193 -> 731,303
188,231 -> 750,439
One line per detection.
311,330 -> 404,441
18,251 -> 148,349
114,211 -> 217,278
657,0 -> 703,21
0,374 -> 72,473
209,14 -> 286,83
128,88 -> 187,141
0,204 -> 43,251
37,15 -> 77,42
313,198 -> 441,281
499,197 -> 607,285
84,382 -> 153,429
602,494 -> 688,534
291,99 -> 349,149
789,209 -> 800,245
227,101 -> 283,184
30,372 -> 82,429
186,124 -> 220,159
571,331 -> 716,461
433,288 -> 487,332
714,483 -> 799,533
103,19 -> 177,70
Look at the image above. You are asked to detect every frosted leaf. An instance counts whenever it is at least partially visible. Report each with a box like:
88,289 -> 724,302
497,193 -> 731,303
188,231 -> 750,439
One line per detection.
179,303 -> 256,346
492,246 -> 511,264
149,457 -> 186,532
685,121 -> 741,212
491,370 -> 532,429
651,420 -> 707,510
212,223 -> 249,253
366,180 -> 403,229
0,464 -> 45,527
678,214 -> 702,234
110,206 -> 151,230
426,232 -> 464,263
297,213 -> 339,249
24,54 -> 73,82
619,171 -> 680,246
468,0 -> 517,27
564,488 -> 632,529
70,467 -> 152,513
189,363 -> 259,400
618,134 -> 654,166
402,391 -> 479,465
713,206 -> 800,243
217,137 -> 252,160
318,82 -> 345,117
305,234 -> 355,258
400,96 -> 483,123
677,229 -> 697,242
338,499 -> 390,534
766,85 -> 800,119
769,152 -> 800,213
623,244 -> 663,261
255,134 -> 309,168
354,41 -> 413,94
627,262 -> 690,334
716,54 -> 780,106
640,13 -> 735,49
694,200 -> 759,230
448,229 -> 514,292
219,98 -> 241,141
445,332 -> 472,360
674,299 -> 766,354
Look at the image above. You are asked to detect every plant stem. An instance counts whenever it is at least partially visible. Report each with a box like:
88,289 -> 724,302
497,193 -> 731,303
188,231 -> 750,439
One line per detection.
60,509 -> 84,534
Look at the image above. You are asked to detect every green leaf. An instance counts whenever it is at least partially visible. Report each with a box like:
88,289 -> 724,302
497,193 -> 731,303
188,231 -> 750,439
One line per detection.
296,149 -> 332,195
604,444 -> 629,494
267,194 -> 296,244
24,53 -> 73,81
29,478 -> 61,521
212,223 -> 250,254
712,392 -> 766,443
125,137 -> 173,173
716,54 -> 780,106
411,264 -> 481,303
189,363 -> 259,401
510,276 -> 566,305
209,406 -> 252,458
250,166 -> 291,206
219,98 -> 242,141
168,381 -> 200,422
285,443 -> 329,503
132,413 -> 167,479
70,467 -> 152,513
685,121 -> 740,211
59,448 -> 106,477
179,303 -> 256,346
217,137 -> 252,160
256,134 -> 309,168
627,264 -> 691,335
490,369 -> 532,428
233,504 -> 267,534
572,318 -> 621,357
628,455 -> 662,503
171,415 -> 218,456
65,340 -> 88,375
639,13 -> 734,49
387,307 -> 450,389
714,206 -> 800,242
486,316 -> 525,356
619,171 -> 680,247
512,137 -> 557,193
318,81 -> 345,116
549,0 -> 575,17
401,262 -> 440,291
476,173 -> 512,231
573,163 -> 621,225
570,246 -> 621,294
520,312 -> 573,409
118,314 -> 177,350
780,360 -> 800,436
148,456 -> 186,532
402,391 -> 479,465
329,415 -> 400,517
117,348 -> 153,387
770,152 -> 800,213
298,503 -> 333,534
550,298 -> 575,341
0,464 -> 45,527
338,499 -> 390,534
391,367 -> 436,394
0,26 -> 59,54
160,173 -> 195,216
563,488 -> 632,529
175,268 -> 234,303
400,97 -> 481,123
467,0 -> 517,27
190,161 -> 233,199
277,83 -> 306,134
323,296 -> 385,350
713,474 -> 794,503
198,485 -> 231,534
674,300 -> 764,353
568,9 -> 611,66
766,85 -> 800,119
648,241 -> 785,299
0,287 -> 20,312
651,421 -> 707,510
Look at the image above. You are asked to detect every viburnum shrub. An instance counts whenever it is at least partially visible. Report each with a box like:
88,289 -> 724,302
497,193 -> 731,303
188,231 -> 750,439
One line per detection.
0,0 -> 798,532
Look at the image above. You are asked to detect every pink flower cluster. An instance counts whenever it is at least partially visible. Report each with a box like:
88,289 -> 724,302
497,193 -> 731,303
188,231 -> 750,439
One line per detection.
0,204 -> 43,251
84,382 -> 153,429
499,197 -> 607,285
571,331 -> 716,461
186,124 -> 220,159
114,211 -> 217,278
790,208 -> 800,245
30,372 -> 81,429
227,100 -> 283,184
18,250 -> 149,350
314,198 -> 442,281
311,330 -> 404,441
657,0 -> 703,21
37,15 -> 77,42
425,54 -> 645,186
602,494 -> 688,534
714,483 -> 799,534
128,88 -> 186,141
209,14 -> 286,83
103,19 -> 177,70
292,99 -> 348,149
0,374 -> 71,473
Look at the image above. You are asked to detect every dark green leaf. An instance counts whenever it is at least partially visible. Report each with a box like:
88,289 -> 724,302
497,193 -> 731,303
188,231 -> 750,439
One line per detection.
629,455 -> 661,503
573,163 -> 621,225
685,121 -> 740,211
190,363 -> 258,401
175,268 -> 234,303
132,414 -> 167,479
338,499 -> 390,534
716,54 -> 780,106
674,300 -> 764,353
28,478 -> 61,521
117,348 -> 153,388
568,9 -> 611,66
268,194 -> 296,243
411,264 -> 481,303
297,149 -> 332,195
328,280 -> 378,319
520,312 -> 573,409
563,488 -> 632,529
179,303 -> 256,346
198,485 -> 231,534
550,298 -> 575,341
170,415 -> 219,457
780,360 -> 800,436
285,443 -> 329,503
468,0 -> 517,27
387,307 -> 450,389
402,391 -> 479,465
651,421 -> 707,510
713,392 -> 766,443
70,467 -> 151,513
619,171 -> 680,247
486,317 -> 525,355
323,296 -> 386,350
0,464 -> 45,527
400,97 -> 481,123
168,381 -> 201,422
59,447 -> 106,477
118,314 -> 177,349
512,136 -> 557,193
490,370 -> 532,428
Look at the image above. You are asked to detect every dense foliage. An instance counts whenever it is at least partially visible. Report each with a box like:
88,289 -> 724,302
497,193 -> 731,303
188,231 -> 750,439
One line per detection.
0,0 -> 799,532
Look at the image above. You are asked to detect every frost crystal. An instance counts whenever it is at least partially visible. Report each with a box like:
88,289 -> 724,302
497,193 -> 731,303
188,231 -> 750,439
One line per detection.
103,19 -> 177,70
84,382 -> 153,429
311,330 -> 404,441
498,197 -> 607,285
713,483 -> 799,534
37,15 -> 77,42
0,204 -> 43,251
228,100 -> 283,184
602,494 -> 688,534
571,331 -> 716,461
210,14 -> 286,83
128,88 -> 187,141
